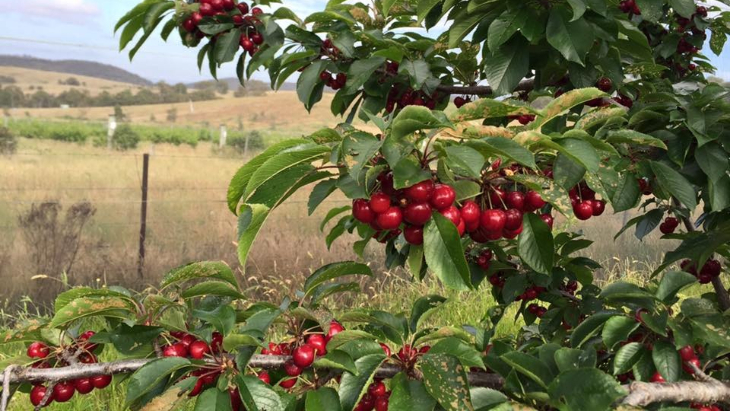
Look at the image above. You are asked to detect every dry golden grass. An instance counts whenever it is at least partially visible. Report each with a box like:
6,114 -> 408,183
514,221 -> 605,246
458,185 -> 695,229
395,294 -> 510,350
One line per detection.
0,66 -> 144,97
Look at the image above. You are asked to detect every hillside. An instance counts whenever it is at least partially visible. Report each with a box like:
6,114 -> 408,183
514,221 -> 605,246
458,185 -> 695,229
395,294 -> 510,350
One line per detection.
188,77 -> 296,91
0,55 -> 152,86
0,66 -> 143,96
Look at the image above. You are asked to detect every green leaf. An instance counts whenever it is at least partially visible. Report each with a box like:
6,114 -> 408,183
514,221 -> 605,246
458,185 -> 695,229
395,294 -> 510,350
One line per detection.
635,0 -> 665,22
650,161 -> 697,209
430,338 -> 485,369
304,261 -> 372,294
53,287 -> 135,313
343,132 -> 382,180
601,316 -> 640,350
518,213 -> 554,275
652,341 -> 680,382
237,204 -> 271,269
235,375 -> 284,411
500,351 -> 554,389
181,282 -> 245,300
444,146 -> 485,178
192,305 -> 236,335
424,213 -> 473,291
606,130 -> 667,149
50,296 -> 136,328
339,353 -> 387,411
653,222 -> 730,276
297,60 -> 328,111
313,350 -> 358,375
161,261 -> 238,290
222,334 -> 261,351
599,282 -> 656,307
126,357 -> 191,406
613,342 -> 645,375
420,353 -> 473,411
548,369 -> 626,411
546,9 -> 593,65
570,311 -> 617,348
115,0 -> 161,33
469,138 -> 536,169
389,373 -> 437,411
143,2 -> 174,33
669,0 -> 695,17
410,295 -> 447,332
470,387 -> 508,410
533,88 -> 606,129
308,179 -> 338,215
343,57 -> 387,95
695,142 -> 729,184
194,388 -> 233,411
656,271 -> 697,303
635,209 -> 664,241
484,37 -> 530,96
399,59 -> 432,89
244,144 -> 329,200
566,0 -> 587,21
391,107 -> 452,140
487,9 -> 527,52
611,173 -> 640,212
448,98 -> 534,123
553,348 -> 597,372
306,387 -> 342,411
214,30 -> 242,64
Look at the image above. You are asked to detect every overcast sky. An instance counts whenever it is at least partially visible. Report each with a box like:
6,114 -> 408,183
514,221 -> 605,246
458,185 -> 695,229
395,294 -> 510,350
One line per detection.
2,0 -> 730,84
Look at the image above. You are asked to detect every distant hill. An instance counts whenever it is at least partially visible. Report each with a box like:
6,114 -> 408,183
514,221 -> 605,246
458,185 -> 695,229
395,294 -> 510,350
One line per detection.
188,77 -> 296,91
0,55 -> 153,86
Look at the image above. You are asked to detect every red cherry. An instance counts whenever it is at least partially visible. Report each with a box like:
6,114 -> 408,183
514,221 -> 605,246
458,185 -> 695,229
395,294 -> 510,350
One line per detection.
596,77 -> 613,92
239,36 -> 254,52
659,222 -> 674,234
503,225 -> 523,239
460,201 -> 481,224
683,358 -> 702,374
700,260 -> 722,278
353,199 -> 376,223
53,382 -> 75,403
404,203 -> 432,226
199,3 -> 214,16
293,345 -> 316,368
74,378 -> 94,395
376,206 -> 403,230
250,32 -> 264,45
591,200 -> 606,216
480,209 -> 507,233
574,202 -> 593,220
179,334 -> 196,348
236,2 -> 249,14
679,345 -> 697,361
182,18 -> 197,32
649,371 -> 666,383
698,273 -> 713,284
163,343 -> 188,358
505,192 -> 526,211
189,341 -> 211,359
91,374 -> 112,389
404,225 -> 424,245
489,188 -> 506,209
79,331 -> 98,352
504,209 -> 523,231
188,378 -> 204,397
258,371 -> 271,384
230,388 -> 243,411
368,381 -> 387,397
525,191 -> 546,211
279,377 -> 297,389
540,214 -> 554,229
369,192 -> 392,214
465,218 -> 480,233
30,385 -> 51,407
405,180 -> 435,204
454,97 -> 466,108
327,321 -> 344,340
375,396 -> 389,411
79,353 -> 97,364
307,334 -> 327,356
221,0 -> 235,10
284,359 -> 303,376
430,185 -> 456,211
439,206 -> 461,226
380,343 -> 392,357
251,6 -> 263,15
27,342 -> 50,359
665,217 -> 679,229
457,219 -> 466,236
211,332 -> 223,353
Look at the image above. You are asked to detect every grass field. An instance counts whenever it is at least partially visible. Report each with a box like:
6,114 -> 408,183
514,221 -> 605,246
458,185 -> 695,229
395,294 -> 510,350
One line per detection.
0,66 -> 144,97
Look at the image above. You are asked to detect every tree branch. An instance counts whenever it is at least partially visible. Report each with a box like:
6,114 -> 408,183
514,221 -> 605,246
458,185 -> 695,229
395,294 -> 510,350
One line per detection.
622,380 -> 730,407
436,79 -> 535,96
1,366 -> 15,411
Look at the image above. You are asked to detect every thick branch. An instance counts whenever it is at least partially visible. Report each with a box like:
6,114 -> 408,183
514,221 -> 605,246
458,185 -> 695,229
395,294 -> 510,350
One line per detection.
622,380 -> 730,407
436,79 -> 535,96
1,366 -> 14,411
0,355 -> 504,389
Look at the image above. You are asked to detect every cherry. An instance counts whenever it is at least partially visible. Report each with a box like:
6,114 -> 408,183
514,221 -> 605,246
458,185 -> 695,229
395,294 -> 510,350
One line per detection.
439,205 -> 461,226
454,97 -> 466,108
503,225 -> 523,239
53,381 -> 75,403
251,6 -> 263,15
293,344 -> 316,368
91,374 -> 112,389
239,36 -> 254,52
573,201 -> 593,220
74,378 -> 94,395
376,206 -> 403,230
353,199 -> 376,223
480,209 -> 507,233
659,222 -> 675,234
404,225 -> 424,245
683,358 -> 702,374
189,340 -> 211,359
404,202 -> 432,226
665,217 -> 679,229
638,178 -> 652,195
236,2 -> 249,14
465,218 -> 480,233
430,184 -> 456,210
404,180 -> 435,204
368,381 -> 387,397
199,2 -> 214,16
596,77 -> 613,92
79,330 -> 98,352
327,321 -> 344,340
211,332 -> 223,353
696,6 -> 708,17
460,201 -> 481,224
505,192 -> 525,211
188,378 -> 204,397
649,371 -> 666,383
258,371 -> 271,384
183,18 -> 197,32
30,385 -> 51,407
279,377 -> 297,389
179,334 -> 196,348
249,32 -> 263,45
419,345 -> 431,354
380,343 -> 392,357
369,192 -> 391,214
591,200 -> 606,216
525,191 -> 546,211
307,334 -> 327,356
700,259 -> 722,277
679,345 -> 697,361
163,343 -> 188,358
540,213 -> 554,229
698,273 -> 713,284
284,359 -> 303,376
504,209 -> 523,231
221,0 -> 235,11
79,353 -> 97,364
27,342 -> 50,359
375,396 -> 389,411
230,388 -> 243,411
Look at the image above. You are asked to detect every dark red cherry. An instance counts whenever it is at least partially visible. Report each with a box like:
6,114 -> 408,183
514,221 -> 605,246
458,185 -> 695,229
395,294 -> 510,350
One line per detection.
430,185 -> 456,211
404,180 -> 435,204
404,202 -> 432,226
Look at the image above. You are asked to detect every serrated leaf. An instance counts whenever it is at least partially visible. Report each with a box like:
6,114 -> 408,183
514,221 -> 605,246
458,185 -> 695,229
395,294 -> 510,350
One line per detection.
126,358 -> 192,406
650,161 -> 697,209
518,213 -> 554,275
548,369 -> 625,411
570,311 -> 617,348
304,261 -> 372,294
613,342 -> 644,375
420,353 -> 473,411
339,353 -> 387,411
601,316 -> 640,350
424,213 -> 473,291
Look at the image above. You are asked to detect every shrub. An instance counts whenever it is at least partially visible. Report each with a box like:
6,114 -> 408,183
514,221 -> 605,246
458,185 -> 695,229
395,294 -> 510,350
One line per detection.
112,124 -> 140,150
0,126 -> 17,155
228,130 -> 265,153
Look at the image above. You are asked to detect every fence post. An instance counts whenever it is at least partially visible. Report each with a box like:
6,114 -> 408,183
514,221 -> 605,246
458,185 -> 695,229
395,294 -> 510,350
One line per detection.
137,153 -> 150,279
219,124 -> 227,148
107,115 -> 117,150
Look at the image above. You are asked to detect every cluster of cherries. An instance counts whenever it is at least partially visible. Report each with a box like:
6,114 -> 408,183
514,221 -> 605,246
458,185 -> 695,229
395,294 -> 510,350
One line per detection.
354,380 -> 391,411
385,84 -> 443,114
453,96 -> 472,108
27,332 -> 112,407
618,0 -> 641,15
569,183 -> 606,221
162,331 -> 227,397
507,114 -> 537,125
179,1 -> 266,57
658,216 -> 679,234
681,258 -> 723,285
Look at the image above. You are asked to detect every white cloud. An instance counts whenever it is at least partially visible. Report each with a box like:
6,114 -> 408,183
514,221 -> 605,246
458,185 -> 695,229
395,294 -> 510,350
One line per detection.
18,0 -> 100,22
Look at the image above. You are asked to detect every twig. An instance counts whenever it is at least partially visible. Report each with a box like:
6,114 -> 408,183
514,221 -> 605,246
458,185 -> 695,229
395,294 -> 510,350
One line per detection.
1,365 -> 15,411
35,382 -> 55,411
